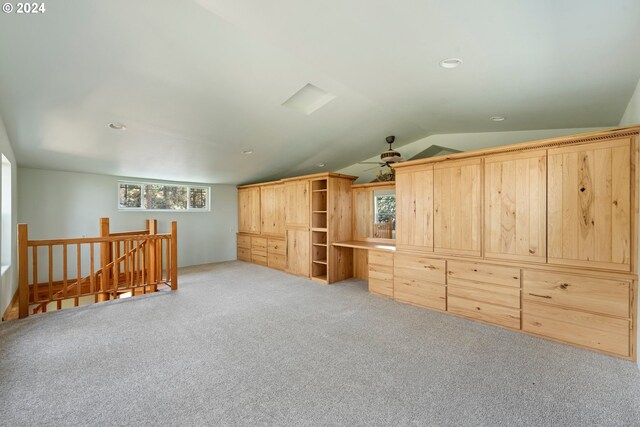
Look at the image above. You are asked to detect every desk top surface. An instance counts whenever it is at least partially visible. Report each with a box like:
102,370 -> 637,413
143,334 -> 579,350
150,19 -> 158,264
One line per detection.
332,240 -> 396,252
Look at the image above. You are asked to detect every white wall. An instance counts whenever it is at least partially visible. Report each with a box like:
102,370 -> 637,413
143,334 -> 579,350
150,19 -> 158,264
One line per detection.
17,168 -> 238,272
338,127 -> 605,183
619,78 -> 640,369
0,113 -> 17,316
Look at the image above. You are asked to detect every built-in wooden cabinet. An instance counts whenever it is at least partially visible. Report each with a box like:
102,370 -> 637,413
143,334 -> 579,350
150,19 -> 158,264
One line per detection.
433,158 -> 482,257
238,187 -> 261,234
286,228 -> 310,277
267,238 -> 286,270
393,253 -> 446,311
368,251 -> 394,297
284,180 -> 310,228
547,138 -> 632,271
484,150 -> 547,263
251,237 -> 268,266
260,184 -> 284,236
396,166 -> 434,251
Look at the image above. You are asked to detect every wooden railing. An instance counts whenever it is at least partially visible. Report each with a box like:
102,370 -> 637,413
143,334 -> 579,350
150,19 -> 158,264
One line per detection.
17,218 -> 178,318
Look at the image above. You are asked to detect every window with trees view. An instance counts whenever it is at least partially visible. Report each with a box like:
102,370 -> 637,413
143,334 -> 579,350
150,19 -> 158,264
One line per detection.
118,182 -> 209,211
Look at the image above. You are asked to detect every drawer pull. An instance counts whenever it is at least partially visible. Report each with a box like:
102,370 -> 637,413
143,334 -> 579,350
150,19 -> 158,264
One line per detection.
528,293 -> 552,299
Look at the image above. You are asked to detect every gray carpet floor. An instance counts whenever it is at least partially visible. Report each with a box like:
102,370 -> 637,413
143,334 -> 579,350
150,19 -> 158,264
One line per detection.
1,261 -> 639,426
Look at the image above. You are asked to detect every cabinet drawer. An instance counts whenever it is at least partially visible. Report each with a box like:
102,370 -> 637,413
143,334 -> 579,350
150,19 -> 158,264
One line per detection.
394,254 -> 446,284
251,251 -> 268,266
448,280 -> 520,309
523,301 -> 630,357
447,261 -> 520,288
369,278 -> 393,297
394,278 -> 445,311
268,239 -> 285,255
237,235 -> 251,249
369,264 -> 393,281
237,247 -> 251,262
522,270 -> 630,318
268,253 -> 286,270
369,251 -> 393,267
448,296 -> 520,329
251,237 -> 267,250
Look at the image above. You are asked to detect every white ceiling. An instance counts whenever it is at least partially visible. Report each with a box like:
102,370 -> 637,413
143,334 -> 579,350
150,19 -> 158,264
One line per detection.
0,0 -> 639,184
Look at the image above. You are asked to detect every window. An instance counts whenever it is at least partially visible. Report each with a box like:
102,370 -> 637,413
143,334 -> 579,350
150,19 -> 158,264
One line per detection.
374,191 -> 396,231
1,155 -> 11,270
118,181 -> 209,211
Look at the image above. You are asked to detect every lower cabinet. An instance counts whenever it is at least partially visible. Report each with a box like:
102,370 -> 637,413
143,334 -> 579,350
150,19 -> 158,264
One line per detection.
237,234 -> 285,270
237,235 -> 251,262
368,251 -> 394,297
393,254 -> 446,311
267,238 -> 286,270
251,237 -> 268,266
286,229 -> 310,277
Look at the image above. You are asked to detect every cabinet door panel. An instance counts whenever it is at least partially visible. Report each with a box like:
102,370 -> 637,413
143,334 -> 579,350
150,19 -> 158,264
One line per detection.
548,138 -> 631,271
396,167 -> 433,251
238,187 -> 261,234
434,158 -> 481,256
284,181 -> 310,228
261,184 -> 284,236
286,229 -> 310,277
484,150 -> 546,262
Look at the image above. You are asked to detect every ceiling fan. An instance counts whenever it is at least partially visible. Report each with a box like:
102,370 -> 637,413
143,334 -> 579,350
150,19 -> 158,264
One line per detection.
358,136 -> 404,171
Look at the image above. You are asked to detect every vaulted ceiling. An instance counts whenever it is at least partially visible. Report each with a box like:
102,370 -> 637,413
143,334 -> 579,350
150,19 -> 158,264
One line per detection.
0,0 -> 639,184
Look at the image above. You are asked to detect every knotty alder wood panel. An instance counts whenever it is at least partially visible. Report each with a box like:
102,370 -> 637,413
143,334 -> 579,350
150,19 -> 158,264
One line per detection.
396,166 -> 434,251
286,228 -> 310,278
238,187 -> 261,234
284,180 -> 310,228
484,150 -> 546,263
261,184 -> 285,236
368,252 -> 394,297
393,253 -> 446,310
354,190 -> 374,239
548,138 -> 631,271
433,158 -> 482,256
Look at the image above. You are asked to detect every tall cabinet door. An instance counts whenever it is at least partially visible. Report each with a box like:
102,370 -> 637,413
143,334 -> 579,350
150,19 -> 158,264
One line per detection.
395,166 -> 434,251
433,158 -> 482,256
548,138 -> 631,271
238,187 -> 261,234
484,150 -> 547,263
286,228 -> 310,277
261,184 -> 284,236
284,180 -> 310,228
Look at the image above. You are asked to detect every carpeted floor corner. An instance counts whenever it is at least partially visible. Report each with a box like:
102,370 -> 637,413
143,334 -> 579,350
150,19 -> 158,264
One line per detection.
1,261 -> 639,426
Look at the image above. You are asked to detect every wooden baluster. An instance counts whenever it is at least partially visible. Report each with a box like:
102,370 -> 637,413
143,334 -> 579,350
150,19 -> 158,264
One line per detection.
148,220 -> 157,293
59,244 -> 67,311
90,243 -> 96,303
47,244 -> 52,313
115,239 -> 121,287
165,236 -> 170,284
143,238 -> 149,294
99,218 -> 110,302
75,243 -> 81,306
18,223 -> 29,318
32,246 -> 38,304
171,221 -> 178,291
112,241 -> 118,296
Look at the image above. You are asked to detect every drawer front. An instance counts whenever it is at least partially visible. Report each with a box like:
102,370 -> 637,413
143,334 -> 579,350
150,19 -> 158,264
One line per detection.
447,261 -> 520,288
268,253 -> 286,270
369,278 -> 393,297
522,270 -> 630,318
369,251 -> 394,267
237,247 -> 251,262
448,279 -> 520,309
394,278 -> 446,311
251,237 -> 268,250
369,264 -> 393,281
394,254 -> 446,284
237,235 -> 251,249
448,296 -> 520,329
268,239 -> 285,255
522,301 -> 630,356
251,251 -> 268,266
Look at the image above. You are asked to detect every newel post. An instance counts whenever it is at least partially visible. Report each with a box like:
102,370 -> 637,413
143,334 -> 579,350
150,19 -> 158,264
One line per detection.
18,223 -> 29,318
171,221 -> 178,291
99,217 -> 110,301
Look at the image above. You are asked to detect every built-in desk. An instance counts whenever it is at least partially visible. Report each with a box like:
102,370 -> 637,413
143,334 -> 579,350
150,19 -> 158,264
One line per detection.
332,240 -> 395,252
333,241 -> 395,282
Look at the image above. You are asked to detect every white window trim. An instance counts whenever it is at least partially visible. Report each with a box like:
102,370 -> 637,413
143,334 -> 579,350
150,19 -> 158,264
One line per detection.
118,180 -> 211,212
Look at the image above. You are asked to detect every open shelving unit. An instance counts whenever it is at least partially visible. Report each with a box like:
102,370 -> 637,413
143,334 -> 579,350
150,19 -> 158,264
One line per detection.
311,179 -> 328,283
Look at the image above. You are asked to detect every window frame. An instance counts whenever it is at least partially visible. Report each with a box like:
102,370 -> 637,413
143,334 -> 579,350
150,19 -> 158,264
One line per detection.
117,180 -> 211,212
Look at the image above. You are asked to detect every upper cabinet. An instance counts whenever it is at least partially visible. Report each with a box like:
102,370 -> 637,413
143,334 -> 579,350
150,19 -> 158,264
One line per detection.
284,180 -> 310,228
238,187 -> 261,234
260,184 -> 285,236
548,138 -> 632,271
433,158 -> 482,256
484,150 -> 547,263
396,167 -> 434,251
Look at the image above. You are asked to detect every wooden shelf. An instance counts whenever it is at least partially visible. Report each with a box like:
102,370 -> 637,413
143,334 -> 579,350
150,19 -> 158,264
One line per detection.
311,275 -> 328,283
312,243 -> 327,247
312,189 -> 327,193
312,228 -> 327,232
313,210 -> 327,213
312,259 -> 327,265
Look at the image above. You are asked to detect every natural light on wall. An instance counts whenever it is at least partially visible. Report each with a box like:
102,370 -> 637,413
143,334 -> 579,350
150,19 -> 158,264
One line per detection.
1,154 -> 11,272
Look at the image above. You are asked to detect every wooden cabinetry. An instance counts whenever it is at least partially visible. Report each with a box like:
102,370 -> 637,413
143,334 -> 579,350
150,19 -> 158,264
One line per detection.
433,158 -> 482,256
267,238 -> 285,270
368,251 -> 394,297
484,150 -> 546,263
261,184 -> 284,236
237,234 -> 251,261
286,228 -> 310,277
238,187 -> 261,234
547,138 -> 632,271
251,237 -> 268,266
396,166 -> 434,251
284,180 -> 310,228
393,253 -> 446,311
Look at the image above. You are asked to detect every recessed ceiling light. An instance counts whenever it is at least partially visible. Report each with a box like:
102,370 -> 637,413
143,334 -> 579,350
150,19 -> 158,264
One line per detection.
108,122 -> 126,130
317,163 -> 326,168
439,58 -> 463,69
242,149 -> 254,154
490,116 -> 506,122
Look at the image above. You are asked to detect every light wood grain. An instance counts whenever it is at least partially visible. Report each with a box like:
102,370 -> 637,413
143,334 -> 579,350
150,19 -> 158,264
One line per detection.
448,295 -> 520,329
260,184 -> 285,236
284,180 -> 310,228
286,228 -> 310,278
238,187 -> 261,234
396,167 -> 434,251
